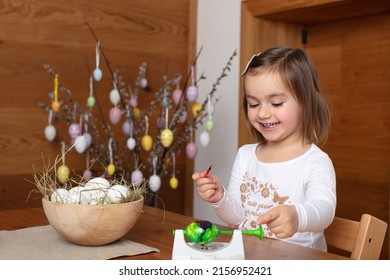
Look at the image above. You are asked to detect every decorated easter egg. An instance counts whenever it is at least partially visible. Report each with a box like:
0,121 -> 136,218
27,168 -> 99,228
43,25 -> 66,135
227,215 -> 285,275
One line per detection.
192,102 -> 202,117
107,184 -> 130,203
109,107 -> 121,125
107,163 -> 115,176
87,96 -> 96,108
206,119 -> 214,131
93,68 -> 102,81
141,135 -> 153,151
129,96 -> 138,108
52,100 -> 60,112
148,174 -> 161,192
44,125 -> 56,142
68,123 -> 81,139
122,121 -> 132,136
131,170 -> 144,187
186,142 -> 197,159
172,88 -> 183,105
160,129 -> 173,147
109,88 -> 120,106
83,169 -> 92,181
170,177 -> 178,190
50,188 -> 69,203
184,221 -> 219,245
140,78 -> 148,89
74,135 -> 87,154
199,131 -> 210,148
57,165 -> 70,183
186,85 -> 198,102
178,110 -> 187,123
126,137 -> 136,150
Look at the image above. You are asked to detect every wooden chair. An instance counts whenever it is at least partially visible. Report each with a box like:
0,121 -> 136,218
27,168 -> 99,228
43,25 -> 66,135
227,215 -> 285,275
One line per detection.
325,214 -> 388,260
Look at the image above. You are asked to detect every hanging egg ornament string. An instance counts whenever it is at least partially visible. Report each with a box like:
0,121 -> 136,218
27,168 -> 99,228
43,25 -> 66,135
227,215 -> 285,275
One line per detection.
93,41 -> 103,81
52,74 -> 60,112
169,153 -> 178,189
107,137 -> 115,176
57,142 -> 70,184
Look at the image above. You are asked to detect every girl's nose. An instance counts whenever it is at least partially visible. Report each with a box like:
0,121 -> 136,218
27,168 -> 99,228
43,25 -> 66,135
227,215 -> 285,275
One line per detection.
258,106 -> 270,119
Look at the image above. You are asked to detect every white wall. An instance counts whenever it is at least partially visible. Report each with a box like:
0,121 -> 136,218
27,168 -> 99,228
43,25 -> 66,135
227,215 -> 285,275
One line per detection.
193,0 -> 242,225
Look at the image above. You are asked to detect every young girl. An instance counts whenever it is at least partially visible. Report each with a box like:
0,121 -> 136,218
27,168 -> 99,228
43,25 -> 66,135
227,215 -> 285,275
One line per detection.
192,46 -> 336,251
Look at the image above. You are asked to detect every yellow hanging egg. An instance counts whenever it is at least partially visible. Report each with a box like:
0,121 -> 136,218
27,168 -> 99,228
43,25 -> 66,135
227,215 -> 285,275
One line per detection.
57,165 -> 69,183
107,163 -> 115,176
160,129 -> 173,147
133,107 -> 141,117
141,135 -> 153,151
192,102 -> 202,117
52,100 -> 60,112
170,177 -> 178,189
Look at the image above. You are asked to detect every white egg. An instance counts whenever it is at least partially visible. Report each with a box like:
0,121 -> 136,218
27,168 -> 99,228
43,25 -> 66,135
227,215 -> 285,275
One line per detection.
127,137 -> 136,150
109,88 -> 120,106
67,186 -> 89,204
74,135 -> 87,154
199,131 -> 210,147
50,188 -> 69,203
107,184 -> 130,203
85,177 -> 110,203
149,174 -> 161,192
44,125 -> 56,142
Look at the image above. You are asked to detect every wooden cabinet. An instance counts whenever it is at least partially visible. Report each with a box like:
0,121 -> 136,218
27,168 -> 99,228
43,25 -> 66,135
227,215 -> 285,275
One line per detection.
240,0 -> 390,259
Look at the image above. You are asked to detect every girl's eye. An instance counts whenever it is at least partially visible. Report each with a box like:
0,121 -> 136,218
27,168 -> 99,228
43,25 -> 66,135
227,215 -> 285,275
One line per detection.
248,103 -> 259,108
272,102 -> 283,107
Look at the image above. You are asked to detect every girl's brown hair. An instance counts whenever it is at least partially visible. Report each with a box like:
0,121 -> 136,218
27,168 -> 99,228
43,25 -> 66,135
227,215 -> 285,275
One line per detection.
242,46 -> 331,145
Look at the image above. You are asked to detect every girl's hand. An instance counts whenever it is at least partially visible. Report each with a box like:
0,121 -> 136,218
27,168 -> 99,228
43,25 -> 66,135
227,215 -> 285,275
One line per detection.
192,172 -> 224,203
256,205 -> 298,239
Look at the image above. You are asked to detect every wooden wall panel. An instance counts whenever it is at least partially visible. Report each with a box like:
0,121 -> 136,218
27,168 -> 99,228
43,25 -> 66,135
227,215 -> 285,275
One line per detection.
240,0 -> 390,259
0,0 -> 193,214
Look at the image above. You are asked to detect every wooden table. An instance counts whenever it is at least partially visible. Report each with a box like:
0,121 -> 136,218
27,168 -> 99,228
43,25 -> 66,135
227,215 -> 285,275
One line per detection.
0,205 -> 347,260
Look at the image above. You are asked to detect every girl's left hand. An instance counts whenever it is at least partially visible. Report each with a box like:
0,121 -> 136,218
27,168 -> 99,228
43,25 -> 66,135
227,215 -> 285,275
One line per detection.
256,205 -> 298,239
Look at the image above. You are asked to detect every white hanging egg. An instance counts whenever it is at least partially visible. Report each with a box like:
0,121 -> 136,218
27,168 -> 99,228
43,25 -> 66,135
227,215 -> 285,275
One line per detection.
93,68 -> 102,81
74,135 -> 87,154
127,137 -> 136,150
50,188 -> 69,203
131,170 -> 144,187
140,78 -> 148,88
109,88 -> 120,106
44,125 -> 56,142
107,184 -> 130,203
199,131 -> 210,147
149,174 -> 161,192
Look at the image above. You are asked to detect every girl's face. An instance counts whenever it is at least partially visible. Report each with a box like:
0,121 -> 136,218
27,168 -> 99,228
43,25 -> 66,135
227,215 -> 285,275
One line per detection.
245,71 -> 303,145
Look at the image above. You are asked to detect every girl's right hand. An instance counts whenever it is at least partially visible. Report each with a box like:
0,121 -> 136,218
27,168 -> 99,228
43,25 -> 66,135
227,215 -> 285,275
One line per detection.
192,172 -> 224,203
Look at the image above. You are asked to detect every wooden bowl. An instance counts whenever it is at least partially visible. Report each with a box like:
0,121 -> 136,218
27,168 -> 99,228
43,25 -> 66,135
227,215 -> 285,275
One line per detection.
42,196 -> 144,246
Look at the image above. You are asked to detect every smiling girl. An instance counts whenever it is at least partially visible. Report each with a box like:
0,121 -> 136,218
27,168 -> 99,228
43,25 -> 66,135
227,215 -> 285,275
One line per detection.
192,46 -> 336,251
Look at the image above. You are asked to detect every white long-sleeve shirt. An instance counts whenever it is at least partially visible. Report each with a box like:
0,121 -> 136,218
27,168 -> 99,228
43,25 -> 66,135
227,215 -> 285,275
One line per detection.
212,144 -> 336,251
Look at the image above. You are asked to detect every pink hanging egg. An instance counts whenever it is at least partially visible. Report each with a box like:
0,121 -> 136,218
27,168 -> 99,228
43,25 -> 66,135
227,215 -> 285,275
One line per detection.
83,169 -> 92,181
109,107 -> 121,125
129,96 -> 138,108
68,123 -> 80,139
186,142 -> 198,159
186,86 -> 198,102
172,88 -> 183,105
131,170 -> 144,187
